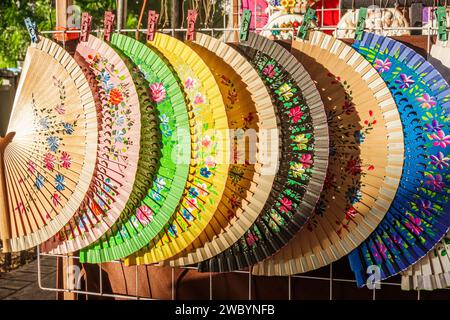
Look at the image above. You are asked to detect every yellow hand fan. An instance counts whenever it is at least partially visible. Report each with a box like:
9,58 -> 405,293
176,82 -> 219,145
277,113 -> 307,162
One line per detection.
125,32 -> 231,265
252,31 -> 404,276
42,34 -> 160,255
0,37 -> 98,252
165,33 -> 280,267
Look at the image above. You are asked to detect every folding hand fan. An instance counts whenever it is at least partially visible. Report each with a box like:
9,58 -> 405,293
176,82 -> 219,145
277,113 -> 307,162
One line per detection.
73,33 -> 192,263
252,31 -> 404,276
401,41 -> 450,291
125,32 -> 231,265
0,37 -> 98,252
41,34 -> 161,255
164,33 -> 280,267
198,32 -> 329,273
348,33 -> 450,287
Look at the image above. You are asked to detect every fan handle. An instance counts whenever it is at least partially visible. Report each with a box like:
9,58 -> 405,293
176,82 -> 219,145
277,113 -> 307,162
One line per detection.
0,132 -> 15,252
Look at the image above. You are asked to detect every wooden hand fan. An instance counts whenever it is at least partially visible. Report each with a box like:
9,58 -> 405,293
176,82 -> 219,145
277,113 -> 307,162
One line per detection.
401,40 -> 450,291
252,31 -> 404,276
164,33 -> 280,267
348,33 -> 450,287
199,32 -> 329,273
73,33 -> 192,263
42,34 -> 162,255
0,37 -> 98,252
124,32 -> 231,265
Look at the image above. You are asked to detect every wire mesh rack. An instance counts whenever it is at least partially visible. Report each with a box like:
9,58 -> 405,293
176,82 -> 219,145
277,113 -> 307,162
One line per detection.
31,5 -> 450,299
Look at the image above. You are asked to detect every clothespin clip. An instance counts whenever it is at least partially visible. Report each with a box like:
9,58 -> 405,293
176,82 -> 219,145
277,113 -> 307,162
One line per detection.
147,10 -> 160,42
355,7 -> 367,41
296,8 -> 316,40
240,9 -> 252,42
103,11 -> 115,42
24,17 -> 39,44
80,12 -> 92,43
186,10 -> 198,41
436,6 -> 448,42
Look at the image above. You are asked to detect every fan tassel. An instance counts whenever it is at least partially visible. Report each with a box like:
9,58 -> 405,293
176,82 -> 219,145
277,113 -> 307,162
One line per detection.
0,132 -> 15,253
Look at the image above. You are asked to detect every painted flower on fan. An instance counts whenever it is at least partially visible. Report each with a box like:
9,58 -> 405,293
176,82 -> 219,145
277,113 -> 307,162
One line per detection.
189,187 -> 199,198
27,160 -> 36,174
345,207 -> 358,220
159,114 -> 169,125
47,136 -> 60,152
200,167 -> 212,178
39,117 -> 49,129
59,151 -> 72,169
204,156 -> 216,168
149,82 -> 166,103
154,177 -> 166,191
346,158 -> 362,175
55,104 -> 65,115
430,152 -> 449,169
114,130 -> 125,143
279,84 -> 293,101
201,135 -> 213,148
418,199 -> 434,216
55,174 -> 66,191
425,119 -> 443,133
263,64 -> 276,78
43,152 -> 56,171
246,231 -> 258,246
52,193 -> 61,207
194,93 -> 205,105
186,197 -> 198,209
168,224 -> 178,238
343,101 -> 355,115
35,174 -> 45,190
416,93 -> 436,110
290,163 -> 305,178
395,74 -> 414,89
299,154 -> 313,169
279,197 -> 292,213
425,174 -> 445,191
63,123 -> 74,135
119,226 -> 130,240
405,215 -> 423,235
196,183 -> 208,196
289,106 -> 304,123
294,134 -> 308,150
374,58 -> 391,73
430,130 -> 450,148
346,187 -> 362,205
136,205 -> 153,225
109,88 -> 124,106
184,77 -> 195,90
372,241 -> 387,262
151,190 -> 162,201
182,208 -> 194,222
116,115 -> 125,126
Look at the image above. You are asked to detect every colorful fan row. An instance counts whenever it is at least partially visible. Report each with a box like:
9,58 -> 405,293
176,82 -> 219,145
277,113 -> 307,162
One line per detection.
0,26 -> 449,290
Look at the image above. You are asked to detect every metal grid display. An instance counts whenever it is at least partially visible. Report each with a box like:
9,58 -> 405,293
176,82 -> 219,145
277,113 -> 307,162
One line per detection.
32,6 -> 450,299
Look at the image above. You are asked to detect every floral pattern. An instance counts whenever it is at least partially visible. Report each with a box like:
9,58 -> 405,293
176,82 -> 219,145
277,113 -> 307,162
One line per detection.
349,34 -> 450,287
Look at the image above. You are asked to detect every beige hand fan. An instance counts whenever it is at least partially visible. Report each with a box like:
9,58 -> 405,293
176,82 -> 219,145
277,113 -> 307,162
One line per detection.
252,31 -> 404,276
0,37 -> 98,252
166,33 -> 280,267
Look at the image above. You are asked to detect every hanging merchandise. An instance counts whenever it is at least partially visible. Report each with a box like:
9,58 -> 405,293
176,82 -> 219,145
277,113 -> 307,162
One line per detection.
124,32 -> 231,265
73,32 -> 192,263
422,6 -> 450,36
0,37 -> 98,252
261,0 -> 319,40
349,33 -> 450,287
42,33 -> 162,255
199,32 -> 329,273
252,31 -> 404,276
335,7 -> 410,39
164,33 -> 280,267
241,0 -> 269,31
401,37 -> 450,291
